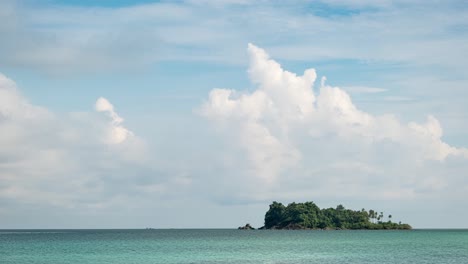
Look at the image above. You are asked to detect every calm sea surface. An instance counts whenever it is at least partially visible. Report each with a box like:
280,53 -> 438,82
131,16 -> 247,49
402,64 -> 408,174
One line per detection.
1,229 -> 467,263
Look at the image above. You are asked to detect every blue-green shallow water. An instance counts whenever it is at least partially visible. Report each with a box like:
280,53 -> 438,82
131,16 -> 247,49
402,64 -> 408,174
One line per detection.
1,229 -> 468,263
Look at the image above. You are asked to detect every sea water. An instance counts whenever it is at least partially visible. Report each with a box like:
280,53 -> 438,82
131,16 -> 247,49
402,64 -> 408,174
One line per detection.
1,229 -> 467,263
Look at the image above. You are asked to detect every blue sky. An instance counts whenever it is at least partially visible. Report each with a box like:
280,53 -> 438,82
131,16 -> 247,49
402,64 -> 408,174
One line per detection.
1,0 -> 468,228
35,0 -> 162,7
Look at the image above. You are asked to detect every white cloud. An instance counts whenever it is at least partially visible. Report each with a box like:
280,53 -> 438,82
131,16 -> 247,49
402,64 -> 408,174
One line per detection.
0,72 -> 156,212
95,97 -> 133,144
200,44 -> 468,202
0,74 -> 51,120
2,0 -> 467,74
200,43 -> 319,181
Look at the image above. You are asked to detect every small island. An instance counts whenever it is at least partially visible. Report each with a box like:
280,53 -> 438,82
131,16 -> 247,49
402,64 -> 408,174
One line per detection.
240,201 -> 412,230
238,223 -> 255,230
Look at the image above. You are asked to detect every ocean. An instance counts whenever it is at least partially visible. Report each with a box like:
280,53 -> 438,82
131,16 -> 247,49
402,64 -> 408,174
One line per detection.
1,229 -> 467,263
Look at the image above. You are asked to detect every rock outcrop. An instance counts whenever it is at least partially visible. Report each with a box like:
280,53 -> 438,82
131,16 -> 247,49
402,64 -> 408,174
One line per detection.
238,223 -> 255,230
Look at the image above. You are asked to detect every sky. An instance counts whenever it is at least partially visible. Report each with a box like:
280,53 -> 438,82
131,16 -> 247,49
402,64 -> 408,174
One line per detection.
0,0 -> 468,229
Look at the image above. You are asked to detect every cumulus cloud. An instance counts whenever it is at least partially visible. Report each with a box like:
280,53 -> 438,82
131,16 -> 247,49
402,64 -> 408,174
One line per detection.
200,44 -> 468,201
0,74 -> 51,120
0,73 -> 155,213
95,97 -> 133,144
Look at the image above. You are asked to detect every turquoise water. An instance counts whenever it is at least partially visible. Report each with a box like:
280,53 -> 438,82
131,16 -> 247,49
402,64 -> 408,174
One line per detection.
1,229 -> 467,263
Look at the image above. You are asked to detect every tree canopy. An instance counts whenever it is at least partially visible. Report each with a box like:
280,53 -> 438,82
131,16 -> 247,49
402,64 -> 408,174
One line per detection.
263,201 -> 411,230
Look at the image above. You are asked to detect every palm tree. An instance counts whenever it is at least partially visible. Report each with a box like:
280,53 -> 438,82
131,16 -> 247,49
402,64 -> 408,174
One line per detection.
369,210 -> 375,223
388,215 -> 392,223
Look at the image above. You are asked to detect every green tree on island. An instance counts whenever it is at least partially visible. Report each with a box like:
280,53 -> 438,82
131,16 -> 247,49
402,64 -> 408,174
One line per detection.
263,201 -> 412,230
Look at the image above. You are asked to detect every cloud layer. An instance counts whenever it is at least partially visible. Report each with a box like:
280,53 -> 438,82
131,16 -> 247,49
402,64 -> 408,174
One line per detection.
1,0 -> 467,228
1,1 -> 467,74
1,42 -> 468,227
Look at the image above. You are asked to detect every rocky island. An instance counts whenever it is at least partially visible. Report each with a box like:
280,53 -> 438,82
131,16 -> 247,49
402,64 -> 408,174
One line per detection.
238,223 -> 255,230
241,201 -> 412,230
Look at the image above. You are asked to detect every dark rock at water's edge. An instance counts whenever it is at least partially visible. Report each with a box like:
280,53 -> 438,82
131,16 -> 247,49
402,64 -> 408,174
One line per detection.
238,223 -> 255,230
